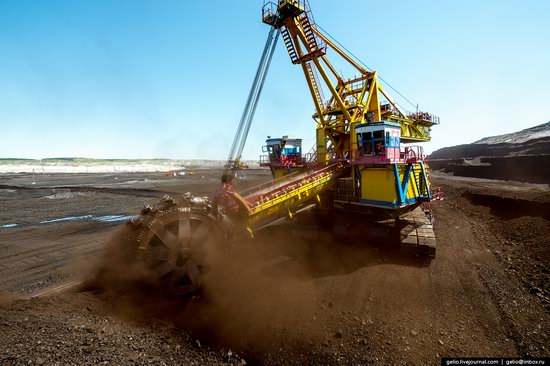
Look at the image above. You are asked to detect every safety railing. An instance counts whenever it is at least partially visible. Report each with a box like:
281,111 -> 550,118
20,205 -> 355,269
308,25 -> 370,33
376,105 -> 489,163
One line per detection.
259,155 -> 272,166
283,0 -> 305,10
381,103 -> 395,113
259,154 -> 309,167
263,0 -> 306,19
401,145 -> 426,163
240,162 -> 345,202
246,162 -> 348,218
344,77 -> 366,93
303,152 -> 317,164
407,111 -> 440,125
354,144 -> 428,164
262,2 -> 278,24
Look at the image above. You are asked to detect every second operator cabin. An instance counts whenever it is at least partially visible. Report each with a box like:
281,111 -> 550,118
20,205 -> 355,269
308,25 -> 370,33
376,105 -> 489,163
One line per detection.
356,121 -> 401,162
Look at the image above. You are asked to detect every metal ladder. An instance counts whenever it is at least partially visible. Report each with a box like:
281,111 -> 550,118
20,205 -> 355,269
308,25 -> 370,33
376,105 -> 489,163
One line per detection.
305,61 -> 324,109
281,26 -> 298,63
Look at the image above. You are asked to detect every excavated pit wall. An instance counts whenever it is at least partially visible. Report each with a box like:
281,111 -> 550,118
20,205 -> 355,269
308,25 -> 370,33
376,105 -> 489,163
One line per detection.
429,155 -> 550,184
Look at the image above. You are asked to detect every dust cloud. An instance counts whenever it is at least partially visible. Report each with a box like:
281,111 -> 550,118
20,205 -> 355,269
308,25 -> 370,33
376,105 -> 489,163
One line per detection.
88,219 -> 381,360
90,226 -> 156,295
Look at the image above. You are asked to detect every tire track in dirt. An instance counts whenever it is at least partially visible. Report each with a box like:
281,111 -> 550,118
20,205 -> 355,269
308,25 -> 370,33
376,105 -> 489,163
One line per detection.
0,244 -> 101,291
450,203 -> 547,355
0,223 -> 114,261
433,209 -> 512,353
0,223 -> 114,291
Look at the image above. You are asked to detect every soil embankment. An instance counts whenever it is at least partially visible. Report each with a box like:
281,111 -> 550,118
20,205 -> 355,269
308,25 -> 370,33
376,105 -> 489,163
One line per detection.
429,122 -> 550,183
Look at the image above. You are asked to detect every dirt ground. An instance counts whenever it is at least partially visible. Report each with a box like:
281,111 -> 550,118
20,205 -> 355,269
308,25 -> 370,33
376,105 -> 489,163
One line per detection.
0,170 -> 548,365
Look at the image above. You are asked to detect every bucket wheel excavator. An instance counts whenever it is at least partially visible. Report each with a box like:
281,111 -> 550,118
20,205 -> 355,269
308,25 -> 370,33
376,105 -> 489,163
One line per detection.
117,0 -> 440,294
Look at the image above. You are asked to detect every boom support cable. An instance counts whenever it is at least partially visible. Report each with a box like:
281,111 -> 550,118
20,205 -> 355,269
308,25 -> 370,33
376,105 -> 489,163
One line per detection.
225,26 -> 280,174
315,24 -> 418,110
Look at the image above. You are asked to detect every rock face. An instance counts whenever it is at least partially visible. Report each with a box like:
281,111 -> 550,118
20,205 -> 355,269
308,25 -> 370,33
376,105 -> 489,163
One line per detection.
429,122 -> 550,184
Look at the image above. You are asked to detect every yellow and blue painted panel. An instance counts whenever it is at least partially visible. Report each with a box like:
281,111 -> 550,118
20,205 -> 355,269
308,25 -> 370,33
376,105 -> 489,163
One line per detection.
359,162 -> 430,208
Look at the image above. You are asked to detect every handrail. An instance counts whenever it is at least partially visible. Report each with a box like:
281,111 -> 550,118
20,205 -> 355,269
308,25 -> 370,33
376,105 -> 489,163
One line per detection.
401,145 -> 426,163
262,1 -> 277,21
249,163 -> 345,213
407,111 -> 440,125
240,162 -> 343,199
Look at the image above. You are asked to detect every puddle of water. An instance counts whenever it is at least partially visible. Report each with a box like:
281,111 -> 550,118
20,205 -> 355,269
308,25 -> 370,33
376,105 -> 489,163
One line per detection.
2,214 -> 136,229
94,215 -> 135,222
39,214 -> 136,225
39,215 -> 95,224
42,192 -> 95,200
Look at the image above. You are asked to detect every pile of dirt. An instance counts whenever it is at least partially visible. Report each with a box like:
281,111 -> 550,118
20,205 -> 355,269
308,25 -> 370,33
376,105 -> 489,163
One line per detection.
437,179 -> 550,310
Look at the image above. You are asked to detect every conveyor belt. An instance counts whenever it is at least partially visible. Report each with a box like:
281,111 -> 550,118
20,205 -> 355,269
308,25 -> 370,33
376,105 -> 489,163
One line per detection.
238,162 -> 348,230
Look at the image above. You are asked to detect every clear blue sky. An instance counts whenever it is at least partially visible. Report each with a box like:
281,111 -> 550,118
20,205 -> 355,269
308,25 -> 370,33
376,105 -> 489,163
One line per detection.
1,0 -> 549,159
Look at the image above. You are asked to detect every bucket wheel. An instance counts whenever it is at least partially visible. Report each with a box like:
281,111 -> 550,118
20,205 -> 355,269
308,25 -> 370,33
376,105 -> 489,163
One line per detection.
128,194 -> 231,295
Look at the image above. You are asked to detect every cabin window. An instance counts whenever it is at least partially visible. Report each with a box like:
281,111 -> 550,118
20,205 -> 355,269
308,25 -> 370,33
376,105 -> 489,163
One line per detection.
386,132 -> 390,146
359,132 -> 374,155
272,144 -> 280,158
364,140 -> 372,154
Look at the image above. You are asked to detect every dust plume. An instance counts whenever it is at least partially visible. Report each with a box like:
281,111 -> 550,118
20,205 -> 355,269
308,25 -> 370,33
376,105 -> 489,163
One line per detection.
88,216 -> 381,362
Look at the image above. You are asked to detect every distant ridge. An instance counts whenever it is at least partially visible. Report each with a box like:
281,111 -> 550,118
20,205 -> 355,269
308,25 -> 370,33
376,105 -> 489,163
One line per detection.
0,159 -> 260,174
429,121 -> 550,184
474,121 -> 550,145
0,158 -> 229,163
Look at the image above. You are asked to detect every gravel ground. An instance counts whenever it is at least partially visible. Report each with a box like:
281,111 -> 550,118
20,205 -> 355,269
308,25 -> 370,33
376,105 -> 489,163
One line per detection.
0,172 -> 548,365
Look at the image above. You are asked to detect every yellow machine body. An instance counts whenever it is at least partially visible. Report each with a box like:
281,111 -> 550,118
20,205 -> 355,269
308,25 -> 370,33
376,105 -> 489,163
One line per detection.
248,0 -> 439,224
356,163 -> 429,209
